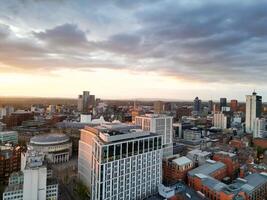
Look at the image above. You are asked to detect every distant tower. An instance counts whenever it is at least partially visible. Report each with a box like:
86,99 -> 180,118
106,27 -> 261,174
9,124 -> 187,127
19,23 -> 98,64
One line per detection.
220,98 -> 227,111
193,97 -> 201,113
208,100 -> 213,113
245,91 -> 262,133
82,91 -> 90,113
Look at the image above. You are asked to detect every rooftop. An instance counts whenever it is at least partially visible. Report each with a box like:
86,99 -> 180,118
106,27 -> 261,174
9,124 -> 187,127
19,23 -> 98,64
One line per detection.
216,151 -> 236,158
85,123 -> 157,143
240,173 -> 267,194
30,133 -> 69,145
173,156 -> 192,166
188,161 -> 225,177
137,114 -> 172,119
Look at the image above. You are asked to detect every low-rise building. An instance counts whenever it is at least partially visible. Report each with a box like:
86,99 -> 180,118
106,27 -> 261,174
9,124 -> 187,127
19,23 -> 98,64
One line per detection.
0,131 -> 18,144
188,160 -> 227,189
213,151 -> 240,179
0,145 -> 22,184
163,155 -> 193,184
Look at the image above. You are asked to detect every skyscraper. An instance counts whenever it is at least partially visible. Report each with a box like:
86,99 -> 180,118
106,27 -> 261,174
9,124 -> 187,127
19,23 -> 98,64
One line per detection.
193,97 -> 201,113
154,101 -> 164,114
220,98 -> 227,110
82,91 -> 90,113
245,91 -> 262,133
78,123 -> 163,199
77,95 -> 83,112
208,100 -> 213,113
230,99 -> 238,112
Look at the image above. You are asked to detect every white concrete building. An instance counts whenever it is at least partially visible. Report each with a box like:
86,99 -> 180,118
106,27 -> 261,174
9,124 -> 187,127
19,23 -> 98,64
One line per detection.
253,118 -> 267,138
246,92 -> 262,133
213,113 -> 228,129
3,150 -> 58,200
135,114 -> 173,156
78,123 -> 163,200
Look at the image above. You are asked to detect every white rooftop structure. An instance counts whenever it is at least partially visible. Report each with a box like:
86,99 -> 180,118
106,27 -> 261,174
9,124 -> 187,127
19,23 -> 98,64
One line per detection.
173,156 -> 192,166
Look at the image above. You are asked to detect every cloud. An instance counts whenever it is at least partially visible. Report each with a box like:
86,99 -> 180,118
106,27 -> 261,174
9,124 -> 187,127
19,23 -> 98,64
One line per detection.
0,0 -> 267,85
34,23 -> 88,48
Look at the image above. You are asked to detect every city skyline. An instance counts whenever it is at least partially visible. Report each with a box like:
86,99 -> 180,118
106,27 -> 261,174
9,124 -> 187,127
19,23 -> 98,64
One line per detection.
1,0 -> 267,100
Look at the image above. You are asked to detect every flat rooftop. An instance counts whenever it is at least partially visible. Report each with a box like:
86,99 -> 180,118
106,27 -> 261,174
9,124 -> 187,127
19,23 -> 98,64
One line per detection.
173,156 -> 192,166
188,161 -> 225,177
85,123 -> 157,143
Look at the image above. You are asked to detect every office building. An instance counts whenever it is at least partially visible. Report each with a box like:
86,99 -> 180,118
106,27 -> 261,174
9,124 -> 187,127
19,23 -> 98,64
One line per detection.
213,113 -> 228,129
230,99 -> 238,112
29,133 -> 72,164
245,91 -> 262,133
219,98 -> 227,110
0,131 -> 18,144
208,100 -> 213,113
3,150 -> 58,200
193,97 -> 201,113
253,118 -> 267,138
0,145 -> 22,184
154,101 -> 164,114
78,123 -> 163,199
135,114 -> 173,156
77,95 -> 83,112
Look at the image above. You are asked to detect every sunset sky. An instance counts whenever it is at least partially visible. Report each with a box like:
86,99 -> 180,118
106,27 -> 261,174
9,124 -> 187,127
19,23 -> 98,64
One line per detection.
0,0 -> 267,100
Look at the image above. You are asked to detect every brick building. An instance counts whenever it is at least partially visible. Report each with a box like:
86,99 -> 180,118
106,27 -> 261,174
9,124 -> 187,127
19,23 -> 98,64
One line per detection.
163,156 -> 193,184
213,151 -> 240,179
188,160 -> 227,190
189,172 -> 267,200
0,145 -> 22,184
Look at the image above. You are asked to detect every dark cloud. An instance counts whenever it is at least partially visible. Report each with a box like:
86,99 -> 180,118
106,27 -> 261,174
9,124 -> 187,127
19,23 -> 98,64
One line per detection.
34,23 -> 88,47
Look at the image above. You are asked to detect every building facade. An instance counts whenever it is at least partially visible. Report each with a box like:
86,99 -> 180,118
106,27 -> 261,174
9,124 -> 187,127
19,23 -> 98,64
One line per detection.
213,113 -> 228,129
135,114 -> 173,157
163,156 -> 193,184
78,123 -> 163,200
245,92 -> 262,133
0,145 -> 22,184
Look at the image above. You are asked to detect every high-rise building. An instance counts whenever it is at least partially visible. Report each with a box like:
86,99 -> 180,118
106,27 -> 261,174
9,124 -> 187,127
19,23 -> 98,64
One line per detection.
193,97 -> 201,113
135,114 -> 173,156
82,91 -> 90,113
77,91 -> 97,113
253,118 -> 267,138
78,123 -> 163,200
154,101 -> 164,114
219,98 -> 227,110
208,100 -> 213,113
245,91 -> 262,133
77,95 -> 83,112
230,99 -> 238,112
213,113 -> 228,129
3,150 -> 58,200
